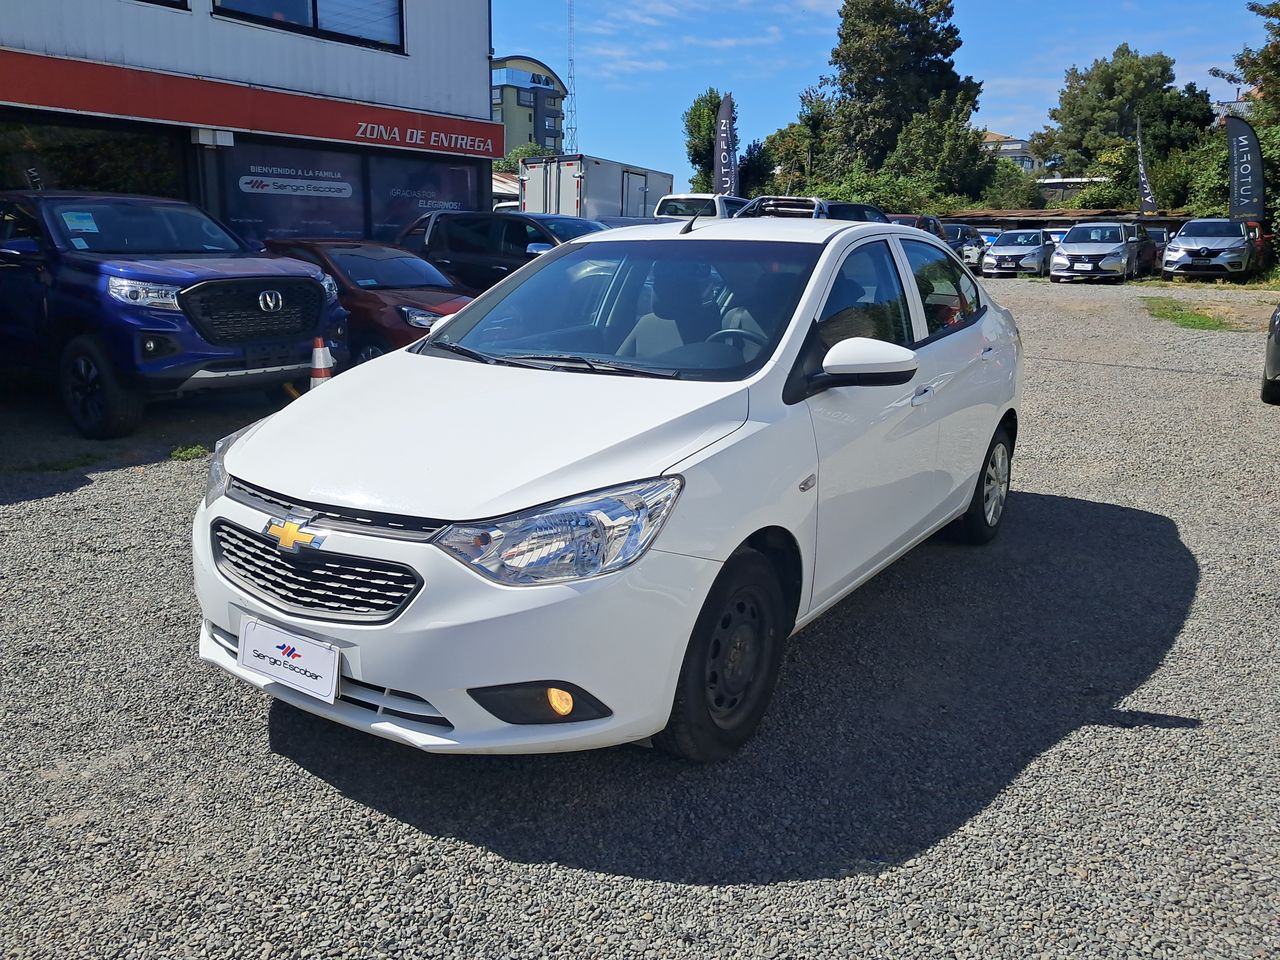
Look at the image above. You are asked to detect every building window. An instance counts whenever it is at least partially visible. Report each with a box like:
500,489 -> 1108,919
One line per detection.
491,87 -> 502,104
544,118 -> 557,131
544,136 -> 556,150
138,0 -> 190,8
213,0 -> 404,50
517,90 -> 535,107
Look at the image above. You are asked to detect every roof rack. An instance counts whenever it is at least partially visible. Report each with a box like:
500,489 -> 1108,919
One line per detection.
734,196 -> 830,219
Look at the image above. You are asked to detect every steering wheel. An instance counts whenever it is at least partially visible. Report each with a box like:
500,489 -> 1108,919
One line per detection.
706,327 -> 769,348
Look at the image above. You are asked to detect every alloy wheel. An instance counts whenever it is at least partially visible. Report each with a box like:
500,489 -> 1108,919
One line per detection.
68,353 -> 105,429
355,344 -> 386,365
984,442 -> 1010,527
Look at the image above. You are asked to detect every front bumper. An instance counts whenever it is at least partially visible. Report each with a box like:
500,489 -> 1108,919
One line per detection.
1049,259 -> 1125,279
1162,251 -> 1250,276
193,494 -> 721,754
983,259 -> 1040,275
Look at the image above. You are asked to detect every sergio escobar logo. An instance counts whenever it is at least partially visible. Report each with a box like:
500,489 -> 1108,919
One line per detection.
238,176 -> 354,199
252,646 -> 322,681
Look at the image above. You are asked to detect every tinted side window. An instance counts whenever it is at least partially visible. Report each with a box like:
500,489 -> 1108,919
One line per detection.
816,240 -> 914,349
901,239 -> 980,339
0,203 -> 43,244
499,219 -> 545,255
444,216 -> 491,255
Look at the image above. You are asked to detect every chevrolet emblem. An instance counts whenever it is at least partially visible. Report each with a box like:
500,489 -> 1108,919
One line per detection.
263,518 -> 325,554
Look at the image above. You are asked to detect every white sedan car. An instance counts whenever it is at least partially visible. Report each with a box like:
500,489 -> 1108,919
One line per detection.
194,219 -> 1022,762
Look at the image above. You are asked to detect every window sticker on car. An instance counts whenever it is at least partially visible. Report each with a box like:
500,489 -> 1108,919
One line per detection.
357,278 -> 379,287
61,211 -> 100,233
70,237 -> 89,250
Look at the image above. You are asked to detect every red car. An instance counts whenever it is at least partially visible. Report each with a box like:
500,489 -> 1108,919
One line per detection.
265,240 -> 472,364
886,214 -> 949,242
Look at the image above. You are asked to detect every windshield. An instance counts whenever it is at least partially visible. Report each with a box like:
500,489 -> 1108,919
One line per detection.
1063,225 -> 1123,245
887,215 -> 919,226
1148,229 -> 1167,242
419,239 -> 821,381
1179,220 -> 1245,238
541,218 -> 608,242
656,198 -> 715,218
995,231 -> 1042,247
827,203 -> 887,223
329,247 -> 454,290
944,225 -> 962,240
49,200 -> 242,254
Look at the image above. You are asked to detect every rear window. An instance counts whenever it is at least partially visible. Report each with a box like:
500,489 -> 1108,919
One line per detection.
656,198 -> 715,218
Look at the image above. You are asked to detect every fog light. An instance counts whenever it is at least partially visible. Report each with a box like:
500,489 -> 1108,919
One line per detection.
547,687 -> 574,716
143,338 -> 158,354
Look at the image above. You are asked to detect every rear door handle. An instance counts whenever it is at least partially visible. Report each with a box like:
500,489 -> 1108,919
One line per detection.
911,386 -> 934,407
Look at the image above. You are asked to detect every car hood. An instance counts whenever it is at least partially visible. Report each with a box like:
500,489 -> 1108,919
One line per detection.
226,350 -> 749,520
353,288 -> 471,313
1057,243 -> 1127,256
1170,237 -> 1247,251
988,245 -> 1043,255
78,253 -> 325,284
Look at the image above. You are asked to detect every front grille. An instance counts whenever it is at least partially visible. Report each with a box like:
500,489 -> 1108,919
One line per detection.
1067,254 -> 1107,264
211,519 -> 422,623
226,477 -> 446,542
179,278 -> 324,345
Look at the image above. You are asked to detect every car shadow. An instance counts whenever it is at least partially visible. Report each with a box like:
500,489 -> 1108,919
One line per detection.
268,492 -> 1199,885
0,380 -> 287,507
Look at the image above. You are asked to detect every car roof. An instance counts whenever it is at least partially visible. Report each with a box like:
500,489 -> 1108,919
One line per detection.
0,190 -> 189,204
567,217 -> 933,245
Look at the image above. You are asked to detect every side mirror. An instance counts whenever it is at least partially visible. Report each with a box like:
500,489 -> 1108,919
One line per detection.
0,237 -> 41,260
526,242 -> 554,256
821,337 -> 918,386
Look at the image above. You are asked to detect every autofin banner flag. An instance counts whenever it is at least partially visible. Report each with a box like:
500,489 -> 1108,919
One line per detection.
716,93 -> 738,196
1136,117 -> 1158,216
1227,116 -> 1265,222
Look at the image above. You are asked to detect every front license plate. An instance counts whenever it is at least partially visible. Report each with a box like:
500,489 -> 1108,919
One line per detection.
237,619 -> 339,703
1076,263 -> 1095,271
1193,259 -> 1212,265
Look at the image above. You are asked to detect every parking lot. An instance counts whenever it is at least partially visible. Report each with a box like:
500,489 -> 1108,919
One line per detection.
3,279 -> 1278,959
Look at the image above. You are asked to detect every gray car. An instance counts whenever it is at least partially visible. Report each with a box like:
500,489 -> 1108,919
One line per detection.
1050,222 -> 1141,282
982,229 -> 1055,278
1161,219 -> 1258,280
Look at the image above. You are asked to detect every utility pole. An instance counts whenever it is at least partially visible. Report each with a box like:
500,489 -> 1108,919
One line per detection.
566,0 -> 578,153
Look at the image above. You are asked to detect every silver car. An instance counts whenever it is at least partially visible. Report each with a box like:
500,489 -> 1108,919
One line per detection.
1050,222 -> 1140,282
982,230 -> 1055,278
1161,219 -> 1258,280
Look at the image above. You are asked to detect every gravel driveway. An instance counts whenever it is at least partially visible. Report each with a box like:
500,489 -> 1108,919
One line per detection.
3,279 -> 1278,959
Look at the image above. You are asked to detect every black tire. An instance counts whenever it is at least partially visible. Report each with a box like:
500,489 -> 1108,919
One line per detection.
59,334 -> 144,439
353,338 -> 392,365
654,550 -> 788,763
953,426 -> 1013,545
1161,271 -> 1172,281
1263,377 -> 1280,405
1050,275 -> 1063,283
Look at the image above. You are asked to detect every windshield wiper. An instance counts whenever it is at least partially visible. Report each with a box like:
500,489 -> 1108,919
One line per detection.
425,340 -> 550,370
503,354 -> 681,378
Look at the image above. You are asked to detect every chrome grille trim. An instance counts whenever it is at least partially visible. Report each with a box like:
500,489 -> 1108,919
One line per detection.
226,477 -> 446,543
211,519 -> 422,623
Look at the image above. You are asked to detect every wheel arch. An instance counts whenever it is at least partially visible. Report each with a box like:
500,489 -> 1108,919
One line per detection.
998,407 -> 1019,453
735,526 -> 804,633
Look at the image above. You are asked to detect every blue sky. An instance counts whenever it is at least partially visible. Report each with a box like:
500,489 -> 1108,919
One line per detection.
491,0 -> 1267,190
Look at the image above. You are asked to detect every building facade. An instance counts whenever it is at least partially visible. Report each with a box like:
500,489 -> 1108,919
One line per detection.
491,56 -> 566,155
981,133 -> 1044,174
0,0 -> 503,241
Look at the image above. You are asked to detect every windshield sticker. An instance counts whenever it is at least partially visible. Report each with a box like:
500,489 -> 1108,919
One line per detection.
356,278 -> 378,287
70,237 -> 89,250
61,211 -> 99,233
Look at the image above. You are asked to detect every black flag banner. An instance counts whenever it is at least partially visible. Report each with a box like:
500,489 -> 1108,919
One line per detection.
716,93 -> 738,196
1227,115 -> 1265,222
1136,117 -> 1158,216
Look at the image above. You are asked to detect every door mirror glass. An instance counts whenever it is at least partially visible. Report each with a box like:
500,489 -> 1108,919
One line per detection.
526,242 -> 554,256
821,337 -> 918,386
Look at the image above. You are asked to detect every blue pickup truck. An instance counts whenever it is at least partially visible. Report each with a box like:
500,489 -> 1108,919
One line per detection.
0,192 -> 348,438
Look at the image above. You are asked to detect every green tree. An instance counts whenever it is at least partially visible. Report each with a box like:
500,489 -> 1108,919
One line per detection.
736,140 -> 773,197
1212,1 -> 1280,122
763,122 -> 811,194
811,160 -> 967,215
829,0 -> 981,168
979,159 -> 1045,210
493,141 -> 549,174
682,87 -> 735,192
881,91 -> 996,197
1031,44 -> 1214,175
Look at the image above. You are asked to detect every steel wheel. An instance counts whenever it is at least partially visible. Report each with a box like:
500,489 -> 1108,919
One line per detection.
704,585 -> 771,727
984,441 -> 1011,527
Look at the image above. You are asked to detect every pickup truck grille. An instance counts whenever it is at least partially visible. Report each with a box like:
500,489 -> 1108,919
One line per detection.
179,278 -> 324,345
211,520 -> 422,623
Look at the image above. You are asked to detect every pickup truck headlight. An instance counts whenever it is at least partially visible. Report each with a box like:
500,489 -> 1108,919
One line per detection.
108,277 -> 181,310
436,477 -> 683,585
400,306 -> 443,330
320,274 -> 340,302
205,421 -> 262,507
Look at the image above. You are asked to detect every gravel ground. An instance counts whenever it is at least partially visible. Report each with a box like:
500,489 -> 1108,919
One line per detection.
3,279 -> 1278,959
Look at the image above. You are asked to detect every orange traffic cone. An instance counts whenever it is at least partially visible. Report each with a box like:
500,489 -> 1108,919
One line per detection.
309,337 -> 334,391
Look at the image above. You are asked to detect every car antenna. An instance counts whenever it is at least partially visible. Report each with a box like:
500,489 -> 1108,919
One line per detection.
679,204 -> 705,235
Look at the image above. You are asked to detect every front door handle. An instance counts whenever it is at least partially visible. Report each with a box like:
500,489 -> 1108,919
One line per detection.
981,347 -> 996,362
911,386 -> 934,407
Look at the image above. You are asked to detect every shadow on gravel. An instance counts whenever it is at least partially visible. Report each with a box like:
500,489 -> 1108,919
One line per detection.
0,381 -> 283,507
270,492 -> 1199,885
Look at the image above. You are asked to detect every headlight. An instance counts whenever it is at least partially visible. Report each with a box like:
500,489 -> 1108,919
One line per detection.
436,477 -> 683,585
205,421 -> 261,507
107,277 -> 182,310
1052,255 -> 1068,265
400,306 -> 443,330
1166,246 -> 1188,258
1102,247 -> 1126,261
320,274 -> 340,302
1019,254 -> 1040,265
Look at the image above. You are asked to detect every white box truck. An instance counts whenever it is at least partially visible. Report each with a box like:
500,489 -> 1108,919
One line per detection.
520,155 -> 675,220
